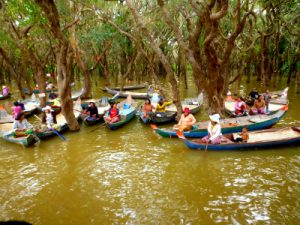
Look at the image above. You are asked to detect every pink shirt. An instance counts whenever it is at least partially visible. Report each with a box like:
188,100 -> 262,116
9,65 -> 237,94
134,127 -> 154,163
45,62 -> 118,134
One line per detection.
12,106 -> 22,118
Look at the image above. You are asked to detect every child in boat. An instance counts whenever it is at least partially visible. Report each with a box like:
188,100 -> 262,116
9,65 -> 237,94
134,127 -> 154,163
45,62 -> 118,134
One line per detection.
104,102 -> 120,123
264,90 -> 271,113
41,106 -> 59,130
201,114 -> 222,144
84,102 -> 99,119
234,126 -> 249,143
12,112 -> 34,137
12,101 -> 23,119
173,107 -> 196,132
142,99 -> 155,118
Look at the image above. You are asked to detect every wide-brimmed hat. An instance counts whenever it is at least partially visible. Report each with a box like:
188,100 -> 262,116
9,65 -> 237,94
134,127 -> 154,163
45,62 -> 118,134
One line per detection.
227,91 -> 232,96
42,105 -> 53,112
209,114 -> 220,123
183,107 -> 190,113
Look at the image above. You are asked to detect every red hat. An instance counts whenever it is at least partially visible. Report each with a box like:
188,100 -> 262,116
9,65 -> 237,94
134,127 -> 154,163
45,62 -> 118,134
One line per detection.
183,107 -> 190,113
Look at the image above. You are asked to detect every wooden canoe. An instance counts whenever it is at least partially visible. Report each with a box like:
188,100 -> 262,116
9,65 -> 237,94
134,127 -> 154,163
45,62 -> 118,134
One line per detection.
23,101 -> 40,117
32,89 -> 58,94
0,93 -> 11,100
104,87 -> 150,99
152,108 -> 287,138
104,99 -> 138,130
0,123 -> 38,147
177,126 -> 300,151
224,100 -> 287,117
35,103 -> 82,139
102,83 -> 147,91
139,93 -> 203,124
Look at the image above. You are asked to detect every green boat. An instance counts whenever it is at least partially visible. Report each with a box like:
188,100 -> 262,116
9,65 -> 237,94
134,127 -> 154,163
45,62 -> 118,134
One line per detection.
0,123 -> 38,147
104,99 -> 138,130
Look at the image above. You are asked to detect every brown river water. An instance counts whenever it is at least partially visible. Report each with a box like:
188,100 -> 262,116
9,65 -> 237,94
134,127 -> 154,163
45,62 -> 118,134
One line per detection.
0,77 -> 300,224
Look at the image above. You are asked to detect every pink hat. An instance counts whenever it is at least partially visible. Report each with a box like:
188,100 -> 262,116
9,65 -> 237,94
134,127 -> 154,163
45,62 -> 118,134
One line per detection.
183,107 -> 190,113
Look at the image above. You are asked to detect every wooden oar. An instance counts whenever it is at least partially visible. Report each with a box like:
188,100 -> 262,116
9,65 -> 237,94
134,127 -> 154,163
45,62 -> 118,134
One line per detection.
34,114 -> 66,141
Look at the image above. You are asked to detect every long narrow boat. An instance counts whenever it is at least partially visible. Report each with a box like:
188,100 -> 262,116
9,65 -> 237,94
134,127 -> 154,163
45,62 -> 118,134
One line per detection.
35,101 -> 82,139
105,87 -> 150,99
104,99 -> 138,130
23,101 -> 40,117
225,87 -> 289,117
102,83 -> 147,91
177,126 -> 300,151
33,89 -> 58,94
0,93 -> 11,100
152,108 -> 287,138
139,94 -> 203,124
0,123 -> 38,147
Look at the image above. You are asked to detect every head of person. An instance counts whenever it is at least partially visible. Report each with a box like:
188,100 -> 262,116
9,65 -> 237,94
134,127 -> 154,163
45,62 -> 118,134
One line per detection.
266,89 -> 269,94
108,100 -> 115,107
236,97 -> 241,102
209,113 -> 220,125
145,99 -> 151,105
113,103 -> 118,109
43,105 -> 53,114
183,107 -> 190,116
227,91 -> 232,96
16,112 -> 25,121
89,102 -> 96,108
13,101 -> 19,107
258,95 -> 264,101
242,126 -> 248,133
158,96 -> 164,104
2,85 -> 6,89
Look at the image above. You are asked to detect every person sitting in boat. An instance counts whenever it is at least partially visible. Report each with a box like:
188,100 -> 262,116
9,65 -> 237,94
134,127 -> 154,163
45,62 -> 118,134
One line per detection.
48,94 -> 61,112
264,89 -> 271,113
104,102 -> 120,123
147,85 -> 154,96
155,97 -> 172,115
201,114 -> 222,144
84,102 -> 99,119
249,88 -> 259,100
34,84 -> 39,91
12,101 -> 23,119
234,126 -> 249,143
253,95 -> 266,114
234,97 -> 247,115
49,90 -> 58,100
46,82 -> 55,90
142,99 -> 155,118
173,107 -> 196,132
12,112 -> 34,137
42,105 -> 59,130
2,85 -> 9,96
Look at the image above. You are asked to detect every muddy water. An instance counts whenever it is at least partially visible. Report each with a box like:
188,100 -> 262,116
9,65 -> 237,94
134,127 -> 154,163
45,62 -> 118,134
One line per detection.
0,78 -> 300,224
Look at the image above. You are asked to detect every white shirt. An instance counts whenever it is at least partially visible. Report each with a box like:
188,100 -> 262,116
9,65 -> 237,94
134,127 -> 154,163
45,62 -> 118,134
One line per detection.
12,119 -> 33,130
46,113 -> 54,129
208,122 -> 222,140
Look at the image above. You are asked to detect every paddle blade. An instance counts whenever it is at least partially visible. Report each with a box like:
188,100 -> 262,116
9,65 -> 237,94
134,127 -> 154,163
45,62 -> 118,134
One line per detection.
176,131 -> 186,139
52,129 -> 66,141
150,124 -> 158,129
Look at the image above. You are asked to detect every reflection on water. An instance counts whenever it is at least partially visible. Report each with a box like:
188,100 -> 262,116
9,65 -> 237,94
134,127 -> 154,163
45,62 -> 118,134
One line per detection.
0,79 -> 300,224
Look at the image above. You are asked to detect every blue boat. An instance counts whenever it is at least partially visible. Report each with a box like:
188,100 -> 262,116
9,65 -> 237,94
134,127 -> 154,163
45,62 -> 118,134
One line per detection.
152,109 -> 287,138
177,126 -> 300,151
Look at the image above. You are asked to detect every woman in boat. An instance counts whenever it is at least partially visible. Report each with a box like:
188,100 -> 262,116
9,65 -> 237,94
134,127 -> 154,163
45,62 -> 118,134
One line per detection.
201,114 -> 222,144
84,102 -> 99,119
155,97 -> 172,115
253,95 -> 266,114
142,99 -> 155,119
173,107 -> 196,132
41,105 -> 59,129
104,102 -> 120,123
234,97 -> 247,115
12,112 -> 34,137
48,94 -> 61,113
12,101 -> 23,119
